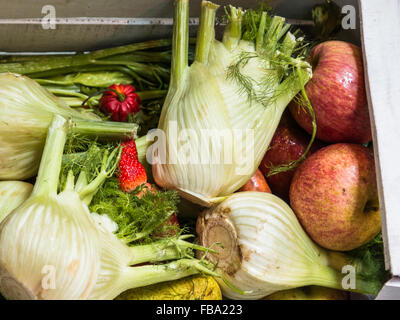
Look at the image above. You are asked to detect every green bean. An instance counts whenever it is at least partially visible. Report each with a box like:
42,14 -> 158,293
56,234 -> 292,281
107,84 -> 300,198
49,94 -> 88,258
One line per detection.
0,39 -> 172,74
44,86 -> 88,99
137,90 -> 167,100
100,51 -> 172,64
59,96 -> 86,107
35,71 -> 133,88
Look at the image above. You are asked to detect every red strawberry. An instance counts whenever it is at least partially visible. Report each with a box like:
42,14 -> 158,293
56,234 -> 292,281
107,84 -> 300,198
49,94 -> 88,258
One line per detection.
118,140 -> 147,192
121,139 -> 138,158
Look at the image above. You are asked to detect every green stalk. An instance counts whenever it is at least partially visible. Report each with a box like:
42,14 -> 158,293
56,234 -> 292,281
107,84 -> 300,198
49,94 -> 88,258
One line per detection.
135,134 -> 153,165
256,12 -> 267,52
46,87 -> 89,99
60,96 -> 86,107
78,147 -> 121,203
264,16 -> 285,56
35,78 -> 76,86
0,39 -> 172,75
30,66 -> 161,89
194,1 -> 219,64
280,32 -> 297,58
137,90 -> 167,101
275,32 -> 297,81
99,51 -> 172,64
170,0 -> 189,88
61,134 -> 149,169
72,119 -> 138,140
0,54 -> 69,63
307,263 -> 346,291
29,65 -> 137,79
0,49 -> 171,65
52,90 -> 165,108
273,67 -> 312,112
118,259 -> 218,292
321,250 -> 383,295
223,6 -> 243,51
75,171 -> 89,193
277,23 -> 291,41
32,115 -> 69,197
127,237 -> 217,266
92,61 -> 170,82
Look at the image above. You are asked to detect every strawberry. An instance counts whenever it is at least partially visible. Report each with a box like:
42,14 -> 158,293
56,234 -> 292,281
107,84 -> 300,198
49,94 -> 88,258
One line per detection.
118,139 -> 147,192
121,139 -> 138,159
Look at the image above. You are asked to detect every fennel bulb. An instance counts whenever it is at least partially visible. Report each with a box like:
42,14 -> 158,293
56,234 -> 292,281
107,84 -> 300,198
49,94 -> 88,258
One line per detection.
152,0 -> 313,206
0,73 -> 138,180
0,181 -> 33,224
0,115 -> 217,300
196,192 -> 383,299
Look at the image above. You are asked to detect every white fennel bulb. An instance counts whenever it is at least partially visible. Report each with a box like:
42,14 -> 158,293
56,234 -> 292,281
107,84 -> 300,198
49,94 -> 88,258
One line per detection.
0,115 -> 217,300
0,73 -> 138,180
0,181 -> 33,224
0,192 -> 102,299
152,0 -> 312,206
197,192 -> 383,299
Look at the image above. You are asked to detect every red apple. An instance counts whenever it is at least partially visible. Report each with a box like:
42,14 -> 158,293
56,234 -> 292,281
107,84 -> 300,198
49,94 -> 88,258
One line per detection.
289,143 -> 381,251
259,111 -> 324,202
239,169 -> 271,193
146,184 -> 180,238
152,213 -> 180,239
289,40 -> 371,144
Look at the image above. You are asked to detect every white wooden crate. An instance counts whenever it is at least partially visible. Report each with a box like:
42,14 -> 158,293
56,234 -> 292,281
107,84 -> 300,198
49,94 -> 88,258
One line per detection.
359,0 -> 400,300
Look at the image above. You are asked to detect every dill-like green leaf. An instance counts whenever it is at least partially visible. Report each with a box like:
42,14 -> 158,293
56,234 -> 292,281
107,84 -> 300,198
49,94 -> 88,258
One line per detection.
60,139 -> 118,191
226,52 -> 259,101
349,233 -> 390,292
241,6 -> 272,42
61,139 -> 182,245
226,8 -> 311,110
90,178 -> 180,245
